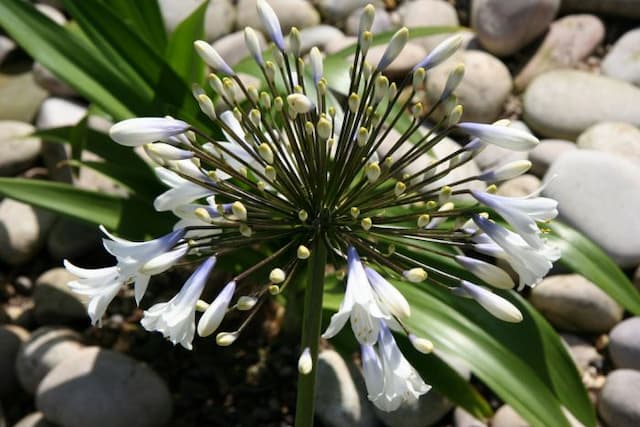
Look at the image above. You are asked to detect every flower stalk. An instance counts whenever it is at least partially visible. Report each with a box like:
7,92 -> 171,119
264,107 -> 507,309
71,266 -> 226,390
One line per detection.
295,237 -> 327,427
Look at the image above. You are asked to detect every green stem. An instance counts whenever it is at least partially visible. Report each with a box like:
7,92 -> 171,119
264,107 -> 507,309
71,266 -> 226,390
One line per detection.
294,236 -> 327,427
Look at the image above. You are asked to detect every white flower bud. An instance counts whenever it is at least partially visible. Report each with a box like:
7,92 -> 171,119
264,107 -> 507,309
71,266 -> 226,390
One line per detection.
455,256 -> 514,289
257,0 -> 285,50
244,27 -> 264,65
144,143 -> 194,164
404,268 -> 428,283
479,160 -> 532,182
366,162 -> 381,182
459,280 -> 523,323
216,331 -> 238,346
298,347 -> 312,375
287,93 -> 314,114
457,122 -> 539,151
409,334 -> 434,354
110,118 -> 190,147
258,143 -> 275,164
377,27 -> 409,71
297,245 -> 311,259
309,47 -> 323,84
197,281 -> 236,337
361,217 -> 372,231
269,268 -> 286,284
194,40 -> 234,75
237,296 -> 258,311
231,201 -> 247,221
288,27 -> 301,57
413,34 -> 463,71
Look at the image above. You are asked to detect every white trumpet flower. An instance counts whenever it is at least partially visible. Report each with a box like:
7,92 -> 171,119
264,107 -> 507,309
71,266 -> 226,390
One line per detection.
473,215 -> 560,289
322,247 -> 389,345
63,262 -> 121,326
141,257 -> 217,350
197,280 -> 236,337
471,190 -> 558,249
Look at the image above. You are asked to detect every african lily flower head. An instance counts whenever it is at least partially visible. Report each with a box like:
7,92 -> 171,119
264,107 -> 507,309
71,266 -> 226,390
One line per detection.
64,1 -> 559,414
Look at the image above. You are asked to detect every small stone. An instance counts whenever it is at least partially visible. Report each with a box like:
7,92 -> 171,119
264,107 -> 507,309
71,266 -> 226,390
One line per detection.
598,369 -> 640,427
609,317 -> 640,370
34,3 -> 66,25
602,29 -> 640,86
33,62 -> 77,97
159,0 -> 235,42
0,199 -> 56,265
527,139 -> 576,177
316,0 -> 379,22
561,0 -> 640,19
36,97 -> 87,130
0,71 -> 48,123
561,334 -> 603,374
576,121 -> 640,162
453,407 -> 488,427
16,327 -> 84,394
13,412 -> 57,427
298,25 -> 345,53
497,175 -> 541,197
515,14 -> 605,91
529,274 -> 623,333
471,0 -> 560,57
0,325 -> 30,398
0,121 -> 41,176
315,349 -> 375,427
37,347 -> 172,427
345,6 -> 393,36
33,268 -> 88,326
426,51 -> 512,123
543,150 -> 640,267
237,0 -> 320,33
325,35 -> 358,54
364,42 -> 427,78
211,30 -> 266,67
397,0 -> 460,52
492,405 -> 527,427
46,217 -> 101,260
0,36 -> 16,65
523,70 -> 640,139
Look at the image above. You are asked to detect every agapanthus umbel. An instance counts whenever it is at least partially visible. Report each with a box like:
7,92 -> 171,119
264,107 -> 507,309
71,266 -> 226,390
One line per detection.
64,0 -> 559,413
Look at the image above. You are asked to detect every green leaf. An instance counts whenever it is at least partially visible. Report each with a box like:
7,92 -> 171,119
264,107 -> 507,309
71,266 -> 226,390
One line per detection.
61,0 -> 203,122
166,0 -> 208,85
33,126 -> 153,179
0,0 -> 135,120
0,178 -> 174,238
103,0 -> 167,53
323,277 -> 494,421
548,221 -> 640,314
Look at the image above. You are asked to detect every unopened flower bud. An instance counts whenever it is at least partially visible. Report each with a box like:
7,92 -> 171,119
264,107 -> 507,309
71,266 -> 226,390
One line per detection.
377,27 -> 409,71
417,214 -> 430,228
361,217 -> 372,231
237,296 -> 258,311
288,27 -> 301,57
394,181 -> 406,196
298,347 -> 312,374
244,27 -> 264,65
268,285 -> 280,295
357,127 -> 369,147
404,268 -> 428,283
310,47 -> 323,84
287,93 -> 314,114
264,165 -> 276,181
365,162 -> 381,182
270,268 -> 286,284
350,207 -> 360,218
216,331 -> 238,346
239,224 -> 252,237
298,209 -> 308,222
194,40 -> 234,75
413,34 -> 463,71
231,201 -> 247,221
479,160 -> 532,182
258,143 -> 274,164
348,93 -> 360,113
409,334 -> 434,354
297,245 -> 311,259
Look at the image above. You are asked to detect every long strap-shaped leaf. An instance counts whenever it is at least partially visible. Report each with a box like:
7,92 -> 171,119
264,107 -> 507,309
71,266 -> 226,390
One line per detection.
0,0 -> 138,120
0,178 -> 173,238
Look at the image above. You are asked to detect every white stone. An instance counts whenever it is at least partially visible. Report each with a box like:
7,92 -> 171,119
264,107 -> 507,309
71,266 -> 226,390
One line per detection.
236,0 -> 320,33
561,334 -> 603,374
471,0 -> 560,56
609,317 -> 640,370
0,36 -> 16,65
364,42 -> 427,78
602,28 -> 640,86
0,325 -> 30,398
35,3 -> 67,25
37,347 -> 172,427
33,62 -> 77,97
316,0 -> 380,22
0,199 -> 56,265
523,70 -> 640,139
397,0 -> 460,52
453,407 -> 487,427
426,51 -> 512,123
0,121 -> 41,176
497,174 -> 541,197
577,121 -> 640,162
0,72 -> 48,123
527,139 -> 576,177
529,274 -> 623,333
598,370 -> 640,427
13,412 -> 57,427
158,0 -> 235,42
299,25 -> 345,53
515,14 -> 604,91
16,327 -> 84,393
543,150 -> 640,267
33,268 -> 89,326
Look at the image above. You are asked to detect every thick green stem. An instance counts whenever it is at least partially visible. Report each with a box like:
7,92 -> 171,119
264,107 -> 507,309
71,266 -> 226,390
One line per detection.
294,237 -> 327,427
